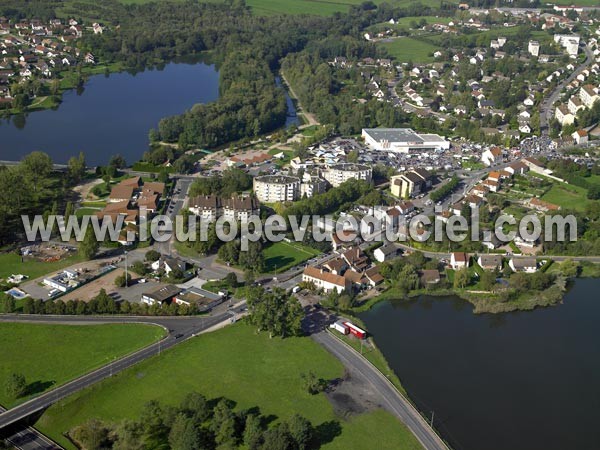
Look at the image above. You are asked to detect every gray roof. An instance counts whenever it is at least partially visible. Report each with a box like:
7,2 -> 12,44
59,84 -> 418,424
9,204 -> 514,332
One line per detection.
363,128 -> 424,144
377,243 -> 399,256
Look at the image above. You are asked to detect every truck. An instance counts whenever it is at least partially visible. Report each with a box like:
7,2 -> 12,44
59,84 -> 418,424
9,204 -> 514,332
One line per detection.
344,322 -> 367,339
329,321 -> 349,335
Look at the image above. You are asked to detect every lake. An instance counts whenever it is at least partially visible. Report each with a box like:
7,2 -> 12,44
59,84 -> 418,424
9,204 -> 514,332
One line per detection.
0,64 -> 301,166
359,279 -> 600,450
0,63 -> 221,166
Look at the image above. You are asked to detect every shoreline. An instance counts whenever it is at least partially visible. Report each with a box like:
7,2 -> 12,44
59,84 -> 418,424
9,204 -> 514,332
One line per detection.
352,273 -> 600,315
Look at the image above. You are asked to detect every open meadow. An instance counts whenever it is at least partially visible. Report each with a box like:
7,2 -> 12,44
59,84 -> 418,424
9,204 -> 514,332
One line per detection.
263,240 -> 321,273
36,323 -> 422,450
379,37 -> 440,63
0,323 -> 165,408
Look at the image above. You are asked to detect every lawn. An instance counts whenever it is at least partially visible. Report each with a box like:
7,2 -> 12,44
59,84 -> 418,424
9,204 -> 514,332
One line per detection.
263,240 -> 321,273
541,183 -> 593,212
36,323 -> 422,450
379,37 -> 439,63
0,252 -> 84,280
0,323 -> 165,408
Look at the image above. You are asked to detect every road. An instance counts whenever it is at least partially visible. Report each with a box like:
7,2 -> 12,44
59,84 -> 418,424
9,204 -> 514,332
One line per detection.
0,309 -> 245,431
0,407 -> 60,450
313,330 -> 449,450
539,44 -> 594,134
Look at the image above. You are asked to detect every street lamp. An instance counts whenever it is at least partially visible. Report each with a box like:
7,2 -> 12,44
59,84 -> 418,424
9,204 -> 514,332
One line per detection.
124,250 -> 128,287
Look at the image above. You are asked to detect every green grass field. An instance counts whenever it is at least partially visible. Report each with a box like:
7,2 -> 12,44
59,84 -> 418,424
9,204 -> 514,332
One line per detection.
379,37 -> 439,63
115,0 -> 451,15
541,183 -> 593,212
0,323 -> 165,408
0,253 -> 84,281
36,323 -> 421,450
263,240 -> 321,273
369,15 -> 453,32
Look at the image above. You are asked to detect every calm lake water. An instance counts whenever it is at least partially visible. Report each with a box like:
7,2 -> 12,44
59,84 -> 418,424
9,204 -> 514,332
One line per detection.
0,63 -> 220,166
359,278 -> 600,450
0,64 -> 300,166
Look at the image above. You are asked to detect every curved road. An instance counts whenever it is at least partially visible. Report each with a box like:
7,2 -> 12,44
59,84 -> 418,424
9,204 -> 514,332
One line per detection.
0,310 -> 244,430
539,44 -> 594,134
313,331 -> 449,450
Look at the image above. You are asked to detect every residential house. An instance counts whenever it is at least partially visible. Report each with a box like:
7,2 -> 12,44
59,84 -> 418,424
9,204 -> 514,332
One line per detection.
151,256 -> 187,276
420,269 -> 441,286
509,257 -> 538,273
572,129 -> 588,145
373,243 -> 400,263
478,254 -> 502,271
450,252 -> 469,270
481,146 -> 504,166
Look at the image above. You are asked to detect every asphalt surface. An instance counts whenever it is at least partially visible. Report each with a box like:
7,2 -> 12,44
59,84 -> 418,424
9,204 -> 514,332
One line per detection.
0,407 -> 60,450
312,330 -> 450,450
0,310 -> 244,431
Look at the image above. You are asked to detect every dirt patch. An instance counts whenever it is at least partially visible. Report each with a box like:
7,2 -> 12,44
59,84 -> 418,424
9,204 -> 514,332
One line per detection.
59,268 -> 128,303
73,178 -> 104,201
325,370 -> 382,419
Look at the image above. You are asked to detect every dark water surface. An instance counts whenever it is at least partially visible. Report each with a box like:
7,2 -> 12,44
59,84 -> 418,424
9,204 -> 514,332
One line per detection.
359,279 -> 600,450
0,63 -> 219,165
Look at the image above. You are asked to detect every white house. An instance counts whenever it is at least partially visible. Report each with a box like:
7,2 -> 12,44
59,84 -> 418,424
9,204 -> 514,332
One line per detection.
374,243 -> 400,263
450,252 -> 469,270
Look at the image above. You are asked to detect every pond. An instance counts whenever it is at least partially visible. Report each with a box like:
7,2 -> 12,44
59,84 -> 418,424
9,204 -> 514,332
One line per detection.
359,279 -> 600,450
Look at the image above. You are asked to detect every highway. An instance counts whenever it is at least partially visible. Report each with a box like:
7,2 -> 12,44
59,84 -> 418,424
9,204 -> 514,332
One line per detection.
0,309 -> 244,431
0,406 -> 60,450
313,330 -> 449,450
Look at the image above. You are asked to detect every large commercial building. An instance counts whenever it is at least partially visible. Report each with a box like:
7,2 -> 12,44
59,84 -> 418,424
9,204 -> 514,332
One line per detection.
362,128 -> 450,153
323,163 -> 372,187
253,175 -> 301,203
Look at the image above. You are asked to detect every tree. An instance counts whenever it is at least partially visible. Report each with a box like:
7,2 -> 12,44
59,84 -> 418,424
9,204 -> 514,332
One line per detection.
211,399 -> 238,446
67,152 -> 86,185
112,420 -> 145,450
5,372 -> 27,399
453,268 -> 470,289
480,270 -> 496,292
246,287 -> 304,338
243,414 -> 263,450
224,271 -> 239,288
287,414 -> 314,450
115,273 -> 132,287
145,250 -> 161,262
109,154 -> 127,169
70,418 -> 112,450
169,414 -> 200,450
21,151 -> 53,193
180,392 -> 210,424
79,225 -> 99,260
301,370 -> 327,395
131,261 -> 148,275
261,425 -> 295,450
1,294 -> 15,313
560,259 -> 580,278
